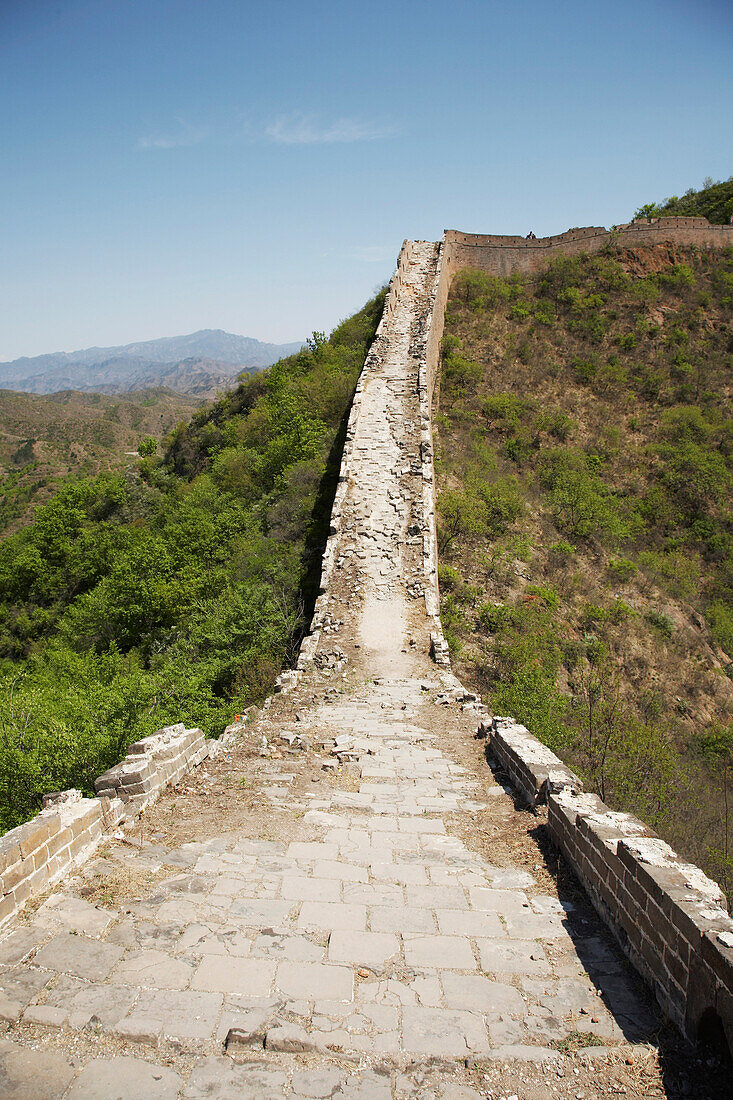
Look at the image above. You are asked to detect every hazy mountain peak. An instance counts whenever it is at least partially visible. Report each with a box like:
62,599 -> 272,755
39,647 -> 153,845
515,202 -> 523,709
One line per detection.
0,331 -> 304,396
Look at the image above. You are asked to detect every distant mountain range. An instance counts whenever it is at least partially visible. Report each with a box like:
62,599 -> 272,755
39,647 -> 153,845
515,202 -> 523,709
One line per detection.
0,330 -> 304,397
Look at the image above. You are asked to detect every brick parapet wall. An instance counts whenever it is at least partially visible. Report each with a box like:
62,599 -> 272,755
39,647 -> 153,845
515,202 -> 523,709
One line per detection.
0,792 -> 115,932
482,713 -> 733,1049
483,716 -> 583,806
440,217 -> 733,278
0,724 -> 211,933
94,723 -> 209,813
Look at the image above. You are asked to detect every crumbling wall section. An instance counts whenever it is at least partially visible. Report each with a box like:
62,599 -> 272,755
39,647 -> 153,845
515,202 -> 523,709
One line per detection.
0,724 -> 210,932
295,239 -> 452,673
94,723 -> 209,814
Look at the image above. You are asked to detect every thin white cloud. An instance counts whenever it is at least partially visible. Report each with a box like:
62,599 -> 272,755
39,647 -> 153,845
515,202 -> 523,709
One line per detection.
265,113 -> 394,145
136,121 -> 208,150
136,112 -> 394,151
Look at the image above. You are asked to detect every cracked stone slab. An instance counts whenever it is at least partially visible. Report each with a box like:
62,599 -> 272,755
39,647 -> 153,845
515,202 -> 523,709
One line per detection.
184,1057 -> 288,1098
328,930 -> 400,968
32,933 -> 124,981
401,1005 -> 490,1057
0,1038 -> 74,1099
114,989 -> 222,1045
66,1056 -> 182,1098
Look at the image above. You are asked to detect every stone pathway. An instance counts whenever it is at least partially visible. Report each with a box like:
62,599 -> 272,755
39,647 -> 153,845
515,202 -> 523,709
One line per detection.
0,244 -> 672,1097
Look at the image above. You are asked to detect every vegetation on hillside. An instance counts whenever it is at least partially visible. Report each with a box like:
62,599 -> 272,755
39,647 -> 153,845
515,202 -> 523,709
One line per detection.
0,388 -> 202,534
435,246 -> 733,897
0,291 -> 385,830
635,176 -> 733,225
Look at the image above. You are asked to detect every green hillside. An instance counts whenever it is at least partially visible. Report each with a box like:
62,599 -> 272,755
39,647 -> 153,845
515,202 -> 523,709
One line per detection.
435,244 -> 733,898
0,388 -> 203,535
0,291 -> 385,830
635,175 -> 733,225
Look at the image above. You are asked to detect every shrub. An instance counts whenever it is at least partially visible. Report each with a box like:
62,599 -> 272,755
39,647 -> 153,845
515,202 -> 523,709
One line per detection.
608,558 -> 638,583
535,409 -> 576,441
645,609 -> 675,638
482,393 -> 533,431
438,565 -> 461,591
477,602 -> 513,633
443,352 -> 483,395
707,601 -> 733,656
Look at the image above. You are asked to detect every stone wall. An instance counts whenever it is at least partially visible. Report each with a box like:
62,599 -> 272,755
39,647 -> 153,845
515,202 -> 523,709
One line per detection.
480,679 -> 733,1050
94,723 -> 209,814
0,724 -> 210,932
441,217 -> 733,278
0,792 -> 118,931
294,239 -> 453,674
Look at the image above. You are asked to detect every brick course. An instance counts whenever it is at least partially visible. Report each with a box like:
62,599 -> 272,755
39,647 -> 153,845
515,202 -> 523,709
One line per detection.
1,723 -> 211,932
477,641 -> 733,1051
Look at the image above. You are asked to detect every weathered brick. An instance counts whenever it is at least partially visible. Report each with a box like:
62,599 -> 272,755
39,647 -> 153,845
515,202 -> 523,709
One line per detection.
11,874 -> 33,906
0,858 -> 26,895
663,943 -> 690,989
45,828 -> 69,861
0,891 -> 17,925
25,864 -> 51,895
69,829 -> 96,859
119,779 -> 155,796
637,931 -> 665,979
0,836 -> 23,875
700,928 -> 733,992
17,816 -> 60,859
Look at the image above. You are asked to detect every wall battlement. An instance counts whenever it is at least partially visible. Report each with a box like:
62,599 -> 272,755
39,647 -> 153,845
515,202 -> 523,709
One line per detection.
442,216 -> 733,278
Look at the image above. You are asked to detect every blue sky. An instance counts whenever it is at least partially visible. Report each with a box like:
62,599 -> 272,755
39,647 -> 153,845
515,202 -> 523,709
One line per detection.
1,0 -> 731,360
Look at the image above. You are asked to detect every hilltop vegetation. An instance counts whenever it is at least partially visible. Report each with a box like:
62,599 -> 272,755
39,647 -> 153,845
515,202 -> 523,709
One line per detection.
435,244 -> 733,896
635,175 -> 733,225
0,292 -> 385,830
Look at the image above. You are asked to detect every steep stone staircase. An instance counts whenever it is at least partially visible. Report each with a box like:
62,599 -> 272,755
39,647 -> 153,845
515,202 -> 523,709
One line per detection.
0,245 -> 673,1098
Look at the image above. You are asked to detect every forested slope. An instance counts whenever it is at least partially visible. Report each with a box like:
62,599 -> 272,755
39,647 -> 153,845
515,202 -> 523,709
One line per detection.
434,243 -> 733,897
0,291 -> 385,830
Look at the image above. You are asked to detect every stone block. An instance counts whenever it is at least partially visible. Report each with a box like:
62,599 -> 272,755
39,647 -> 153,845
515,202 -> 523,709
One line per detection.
16,816 -> 60,860
401,1005 -> 490,1057
441,972 -> 524,1015
0,837 -> 22,875
33,932 -> 124,981
403,934 -> 476,970
264,1023 -> 319,1052
191,956 -> 276,996
298,901 -> 366,932
328,930 -> 400,968
275,961 -> 353,1001
0,1038 -> 75,1099
66,1056 -> 181,1098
